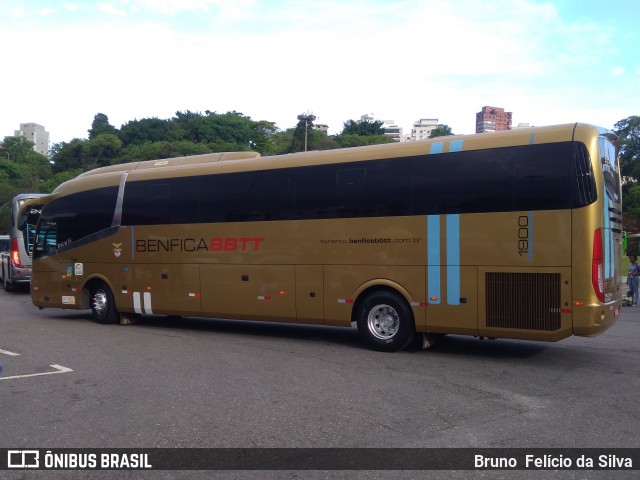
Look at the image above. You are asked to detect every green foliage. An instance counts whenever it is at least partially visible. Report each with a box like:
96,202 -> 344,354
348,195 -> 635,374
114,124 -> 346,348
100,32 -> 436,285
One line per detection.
623,185 -> 640,233
614,116 -> 640,182
289,117 -> 314,153
118,141 -> 213,163
0,136 -> 37,162
40,169 -> 83,194
88,113 -> 119,139
50,138 -> 89,173
269,130 -> 295,155
341,119 -> 385,136
87,134 -> 123,168
0,136 -> 51,199
334,134 -> 395,148
430,125 -> 453,138
119,117 -> 174,144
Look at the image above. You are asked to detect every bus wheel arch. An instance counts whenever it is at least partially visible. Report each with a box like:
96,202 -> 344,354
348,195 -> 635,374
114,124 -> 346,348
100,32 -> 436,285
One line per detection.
85,278 -> 119,325
352,286 -> 416,352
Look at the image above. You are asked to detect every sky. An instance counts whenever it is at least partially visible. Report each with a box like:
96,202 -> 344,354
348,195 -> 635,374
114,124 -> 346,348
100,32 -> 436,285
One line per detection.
1,0 -> 639,145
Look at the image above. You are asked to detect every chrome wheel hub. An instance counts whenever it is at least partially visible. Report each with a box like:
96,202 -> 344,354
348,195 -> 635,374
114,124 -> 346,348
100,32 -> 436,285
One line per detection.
93,290 -> 107,317
367,304 -> 400,340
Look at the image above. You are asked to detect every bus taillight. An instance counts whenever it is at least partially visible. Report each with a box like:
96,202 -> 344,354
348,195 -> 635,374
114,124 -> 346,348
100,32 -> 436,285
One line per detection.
11,237 -> 23,268
592,228 -> 605,303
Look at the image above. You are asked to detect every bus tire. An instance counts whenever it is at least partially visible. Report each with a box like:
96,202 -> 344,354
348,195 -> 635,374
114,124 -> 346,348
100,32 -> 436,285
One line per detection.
356,291 -> 416,352
91,282 -> 119,324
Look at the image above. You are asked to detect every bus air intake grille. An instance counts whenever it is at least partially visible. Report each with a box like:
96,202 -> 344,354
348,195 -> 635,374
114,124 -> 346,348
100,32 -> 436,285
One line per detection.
486,272 -> 561,331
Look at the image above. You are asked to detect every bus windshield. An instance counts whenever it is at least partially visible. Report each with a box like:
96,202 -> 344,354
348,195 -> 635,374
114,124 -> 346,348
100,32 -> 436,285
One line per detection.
18,204 -> 44,256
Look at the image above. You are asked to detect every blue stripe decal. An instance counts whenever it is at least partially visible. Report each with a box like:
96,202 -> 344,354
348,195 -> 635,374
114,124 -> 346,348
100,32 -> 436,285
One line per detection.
529,133 -> 535,145
528,211 -> 534,262
131,226 -> 135,261
429,142 -> 443,154
427,215 -> 441,304
449,140 -> 463,152
446,214 -> 460,305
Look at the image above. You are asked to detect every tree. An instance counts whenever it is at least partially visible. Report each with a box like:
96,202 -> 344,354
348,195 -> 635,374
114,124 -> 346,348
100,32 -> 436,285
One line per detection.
0,136 -> 35,162
40,169 -> 83,194
50,139 -> 89,173
117,141 -> 212,163
289,116 -> 315,153
88,113 -> 118,139
614,116 -> 640,184
0,136 -> 51,193
334,134 -> 395,148
340,119 -> 385,136
87,134 -> 122,168
623,185 -> 640,232
429,125 -> 453,138
250,120 -> 279,155
119,117 -> 173,145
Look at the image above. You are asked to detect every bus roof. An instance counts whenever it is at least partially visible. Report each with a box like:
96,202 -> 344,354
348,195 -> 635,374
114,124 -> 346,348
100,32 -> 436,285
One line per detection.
78,151 -> 262,177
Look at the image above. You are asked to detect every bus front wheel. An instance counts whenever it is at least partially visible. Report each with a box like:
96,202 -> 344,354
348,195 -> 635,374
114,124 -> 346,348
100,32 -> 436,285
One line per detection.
356,291 -> 416,352
91,283 -> 119,325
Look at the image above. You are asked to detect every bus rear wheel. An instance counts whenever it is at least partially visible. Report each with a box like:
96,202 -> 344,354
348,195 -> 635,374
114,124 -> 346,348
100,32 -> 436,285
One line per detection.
356,291 -> 416,352
91,282 -> 119,324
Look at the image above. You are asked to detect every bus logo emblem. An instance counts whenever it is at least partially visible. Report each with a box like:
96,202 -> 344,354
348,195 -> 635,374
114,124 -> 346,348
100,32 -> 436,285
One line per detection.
113,243 -> 123,258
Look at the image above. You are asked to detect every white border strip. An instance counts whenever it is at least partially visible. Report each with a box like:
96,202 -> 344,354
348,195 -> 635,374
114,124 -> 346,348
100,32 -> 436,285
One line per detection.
0,364 -> 73,381
0,349 -> 20,356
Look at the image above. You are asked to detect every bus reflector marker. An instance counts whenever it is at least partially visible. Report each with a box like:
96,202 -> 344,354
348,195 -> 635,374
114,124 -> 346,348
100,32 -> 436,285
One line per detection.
337,299 -> 354,304
573,301 -> 585,307
188,293 -> 201,297
561,308 -> 572,314
257,296 -> 271,301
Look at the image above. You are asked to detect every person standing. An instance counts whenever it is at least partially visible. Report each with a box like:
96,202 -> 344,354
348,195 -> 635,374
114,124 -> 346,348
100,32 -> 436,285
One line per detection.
628,255 -> 640,306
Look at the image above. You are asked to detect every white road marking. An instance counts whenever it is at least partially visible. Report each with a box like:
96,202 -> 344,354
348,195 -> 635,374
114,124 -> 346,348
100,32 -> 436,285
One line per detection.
0,364 -> 73,381
0,349 -> 20,356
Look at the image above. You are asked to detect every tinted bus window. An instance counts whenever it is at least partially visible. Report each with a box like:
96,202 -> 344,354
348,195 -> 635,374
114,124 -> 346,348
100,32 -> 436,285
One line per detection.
120,142 -> 590,226
40,187 -> 118,249
411,143 -> 575,214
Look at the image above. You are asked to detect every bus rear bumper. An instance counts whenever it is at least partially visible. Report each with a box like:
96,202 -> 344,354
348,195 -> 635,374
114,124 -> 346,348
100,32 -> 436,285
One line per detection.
572,301 -> 621,337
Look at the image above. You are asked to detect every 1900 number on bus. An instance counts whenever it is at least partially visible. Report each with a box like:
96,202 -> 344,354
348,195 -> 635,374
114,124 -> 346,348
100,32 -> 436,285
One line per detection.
518,215 -> 529,256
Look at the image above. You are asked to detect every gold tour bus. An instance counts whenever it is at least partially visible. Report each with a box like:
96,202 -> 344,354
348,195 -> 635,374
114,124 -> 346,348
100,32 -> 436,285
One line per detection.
27,123 -> 622,351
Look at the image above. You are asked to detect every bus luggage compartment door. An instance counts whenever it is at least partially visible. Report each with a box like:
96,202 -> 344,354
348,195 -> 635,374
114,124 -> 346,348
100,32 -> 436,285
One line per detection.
132,263 -> 201,316
200,264 -> 296,322
31,256 -> 62,308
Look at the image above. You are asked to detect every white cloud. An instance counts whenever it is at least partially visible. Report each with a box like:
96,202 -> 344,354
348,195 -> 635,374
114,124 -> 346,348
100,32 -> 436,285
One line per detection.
128,0 -> 231,15
98,3 -> 127,16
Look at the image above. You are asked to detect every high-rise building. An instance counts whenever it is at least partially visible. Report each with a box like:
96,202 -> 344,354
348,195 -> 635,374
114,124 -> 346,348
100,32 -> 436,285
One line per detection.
14,123 -> 50,157
475,106 -> 512,133
382,120 -> 403,142
409,118 -> 439,141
